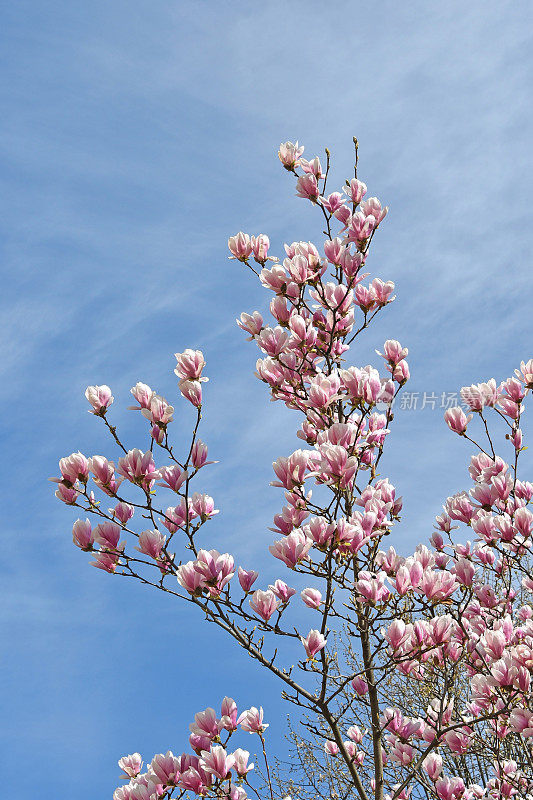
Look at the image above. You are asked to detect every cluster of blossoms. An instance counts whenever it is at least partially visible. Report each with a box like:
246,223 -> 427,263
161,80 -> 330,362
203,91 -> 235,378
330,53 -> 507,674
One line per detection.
114,699 -> 267,800
53,140 -> 532,800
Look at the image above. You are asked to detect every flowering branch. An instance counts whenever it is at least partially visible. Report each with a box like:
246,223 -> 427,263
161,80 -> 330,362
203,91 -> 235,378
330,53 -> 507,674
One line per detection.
52,139 -> 533,800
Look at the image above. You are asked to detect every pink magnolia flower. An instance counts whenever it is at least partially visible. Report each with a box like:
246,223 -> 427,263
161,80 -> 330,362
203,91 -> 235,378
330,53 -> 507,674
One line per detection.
271,450 -> 311,490
307,373 -> 342,409
301,629 -> 327,659
149,751 -> 181,785
85,384 -> 113,415
111,502 -> 135,525
461,379 -> 500,411
453,556 -> 475,586
347,725 -> 363,744
178,765 -> 212,795
220,697 -> 238,731
351,676 -> 369,695
392,359 -> 410,384
340,365 -> 382,405
228,232 -> 253,261
161,499 -> 192,533
174,349 -> 207,381
301,588 -> 322,609
200,745 -> 235,780
118,752 -> 143,779
445,407 -> 472,434
191,440 -> 217,470
509,708 -> 533,736
256,326 -> 289,356
324,740 -> 339,756
394,565 -> 412,596
360,196 -> 388,224
89,455 -> 122,495
343,178 -> 367,205
177,560 -> 204,596
55,483 -> 79,504
388,739 -> 414,766
499,396 -> 521,419
269,530 -> 312,568
501,376 -> 525,403
190,707 -> 220,740
278,140 -> 304,170
194,549 -> 235,596
320,192 -> 345,214
269,579 -> 296,603
303,516 -> 335,547
237,311 -> 264,339
72,518 -> 94,550
251,234 -> 270,264
300,156 -> 323,178
335,517 -> 368,554
232,748 -> 254,776
57,451 -> 89,484
93,521 -> 122,551
179,379 -> 203,408
371,278 -> 396,306
347,211 -> 376,245
260,264 -> 293,295
323,237 -> 345,264
249,589 -> 280,621
355,571 -> 390,604
129,382 -> 154,410
91,551 -> 120,573
515,358 -> 533,388
238,567 -> 259,593
141,394 -> 174,427
270,296 -> 292,323
136,530 -> 166,560
296,173 -> 319,202
117,449 -> 158,489
158,465 -> 188,492
444,728 -> 472,754
420,569 -> 458,601
376,339 -> 408,365
422,752 -> 443,782
385,619 -> 408,651
119,779 -> 159,800
238,706 -> 268,733
190,492 -> 219,521
229,787 -> 248,800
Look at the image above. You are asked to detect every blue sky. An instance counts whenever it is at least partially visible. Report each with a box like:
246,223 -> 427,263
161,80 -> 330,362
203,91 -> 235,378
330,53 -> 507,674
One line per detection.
1,1 -> 533,796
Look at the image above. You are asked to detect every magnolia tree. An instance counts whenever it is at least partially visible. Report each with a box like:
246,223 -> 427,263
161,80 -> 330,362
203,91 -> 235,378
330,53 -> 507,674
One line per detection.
52,139 -> 533,800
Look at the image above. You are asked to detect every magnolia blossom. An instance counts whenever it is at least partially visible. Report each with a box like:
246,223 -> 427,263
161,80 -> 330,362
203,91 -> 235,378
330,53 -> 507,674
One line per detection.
269,529 -> 312,568
232,748 -> 254,776
249,589 -> 279,621
118,753 -> 143,779
301,587 -> 322,609
117,449 -> 157,489
238,706 -> 268,733
200,745 -> 235,779
445,406 -> 472,434
85,384 -> 113,414
228,232 -> 253,261
238,567 -> 259,593
269,579 -> 296,603
301,629 -> 327,659
174,349 -> 207,381
278,140 -> 304,169
72,518 -> 93,550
